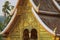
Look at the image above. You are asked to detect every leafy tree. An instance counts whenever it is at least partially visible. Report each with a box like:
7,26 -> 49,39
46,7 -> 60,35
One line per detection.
2,1 -> 10,17
0,22 -> 4,31
2,1 -> 14,17
1,1 -> 14,32
0,35 -> 2,40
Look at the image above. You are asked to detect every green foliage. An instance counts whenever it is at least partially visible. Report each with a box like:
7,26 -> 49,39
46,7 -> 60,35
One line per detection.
2,1 -> 14,17
0,35 -> 2,40
11,6 -> 14,10
0,22 -> 4,31
2,1 -> 10,16
0,1 -> 14,31
0,1 -> 14,39
0,16 -> 12,31
4,16 -> 11,26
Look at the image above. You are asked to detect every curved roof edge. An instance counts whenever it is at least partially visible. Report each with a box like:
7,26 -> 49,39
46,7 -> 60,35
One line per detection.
32,7 -> 55,36
30,0 -> 60,12
30,0 -> 38,12
52,0 -> 60,11
0,0 -> 19,35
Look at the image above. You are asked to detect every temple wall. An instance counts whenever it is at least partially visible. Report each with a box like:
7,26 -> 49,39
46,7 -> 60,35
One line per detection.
4,0 -> 59,40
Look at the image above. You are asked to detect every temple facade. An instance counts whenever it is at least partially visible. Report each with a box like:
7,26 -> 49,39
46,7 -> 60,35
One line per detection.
2,0 -> 59,40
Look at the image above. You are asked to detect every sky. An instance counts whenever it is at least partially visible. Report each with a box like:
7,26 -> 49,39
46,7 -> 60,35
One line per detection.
0,0 -> 17,16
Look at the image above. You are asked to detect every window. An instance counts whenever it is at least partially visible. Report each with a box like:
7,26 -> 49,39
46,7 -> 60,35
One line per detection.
23,29 -> 29,40
23,29 -> 37,40
31,29 -> 37,40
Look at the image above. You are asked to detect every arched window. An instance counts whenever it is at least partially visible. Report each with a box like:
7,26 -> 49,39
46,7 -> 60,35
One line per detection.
31,29 -> 37,40
23,29 -> 29,40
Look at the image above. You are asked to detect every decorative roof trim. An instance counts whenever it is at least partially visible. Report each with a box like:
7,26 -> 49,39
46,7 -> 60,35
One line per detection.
52,0 -> 60,10
30,0 -> 38,12
32,7 -> 55,36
